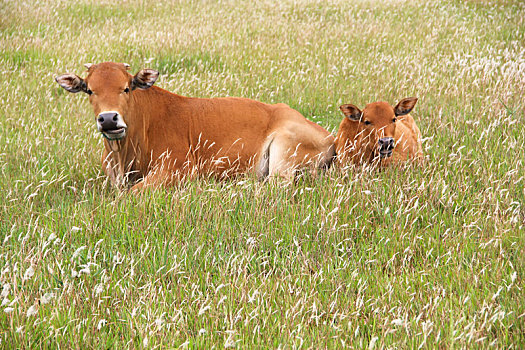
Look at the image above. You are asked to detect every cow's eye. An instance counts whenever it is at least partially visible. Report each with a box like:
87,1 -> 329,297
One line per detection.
123,87 -> 130,93
86,89 -> 93,95
364,120 -> 372,125
393,118 -> 397,123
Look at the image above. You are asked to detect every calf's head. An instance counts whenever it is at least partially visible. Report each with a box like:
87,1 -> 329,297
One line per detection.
55,62 -> 159,140
339,98 -> 418,160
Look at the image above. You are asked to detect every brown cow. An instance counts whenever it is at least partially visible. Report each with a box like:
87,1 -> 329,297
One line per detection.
55,62 -> 335,190
335,98 -> 423,167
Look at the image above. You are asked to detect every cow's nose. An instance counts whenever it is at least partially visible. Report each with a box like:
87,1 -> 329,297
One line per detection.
97,112 -> 119,130
378,137 -> 395,151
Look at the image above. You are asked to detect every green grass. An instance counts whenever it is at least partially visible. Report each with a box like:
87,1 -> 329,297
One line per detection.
1,0 -> 524,348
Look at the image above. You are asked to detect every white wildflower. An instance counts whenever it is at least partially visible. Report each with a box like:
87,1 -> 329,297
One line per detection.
79,265 -> 91,275
1,284 -> 10,298
97,319 -> 107,330
215,284 -> 226,293
198,304 -> 210,316
113,252 -> 124,265
26,305 -> 38,317
154,318 -> 163,332
327,207 -> 339,216
95,284 -> 104,295
23,266 -> 35,281
391,319 -> 405,326
224,330 -> 237,348
368,336 -> 378,350
41,292 -> 55,304
72,246 -> 86,259
492,287 -> 503,301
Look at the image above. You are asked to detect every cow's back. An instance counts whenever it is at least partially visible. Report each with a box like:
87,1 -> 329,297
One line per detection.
140,90 -> 331,177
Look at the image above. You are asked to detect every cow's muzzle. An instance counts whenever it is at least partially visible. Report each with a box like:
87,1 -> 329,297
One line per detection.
97,111 -> 127,140
378,137 -> 395,158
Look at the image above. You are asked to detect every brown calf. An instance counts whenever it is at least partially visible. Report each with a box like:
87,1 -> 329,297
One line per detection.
335,98 -> 422,167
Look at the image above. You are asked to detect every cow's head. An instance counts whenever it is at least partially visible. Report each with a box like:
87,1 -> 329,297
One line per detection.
55,62 -> 159,141
339,98 -> 418,160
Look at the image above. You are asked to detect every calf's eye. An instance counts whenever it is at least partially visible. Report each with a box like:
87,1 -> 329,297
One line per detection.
123,87 -> 130,93
86,89 -> 93,95
364,120 -> 372,125
393,118 -> 397,123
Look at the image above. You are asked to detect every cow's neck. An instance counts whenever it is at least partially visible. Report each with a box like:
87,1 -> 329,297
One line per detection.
103,90 -> 154,186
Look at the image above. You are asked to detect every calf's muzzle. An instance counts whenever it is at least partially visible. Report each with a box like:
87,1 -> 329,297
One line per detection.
378,137 -> 395,158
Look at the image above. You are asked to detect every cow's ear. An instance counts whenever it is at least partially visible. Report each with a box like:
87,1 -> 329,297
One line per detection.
132,69 -> 159,90
55,74 -> 87,93
394,97 -> 418,116
339,104 -> 362,121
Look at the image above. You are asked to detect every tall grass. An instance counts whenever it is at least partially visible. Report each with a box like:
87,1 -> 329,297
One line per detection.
0,0 -> 524,347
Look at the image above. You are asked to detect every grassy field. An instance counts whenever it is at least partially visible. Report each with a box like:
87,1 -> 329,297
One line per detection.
1,0 -> 524,348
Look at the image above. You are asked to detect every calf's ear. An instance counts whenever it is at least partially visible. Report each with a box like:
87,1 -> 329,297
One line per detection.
55,74 -> 87,93
132,69 -> 159,90
394,97 -> 418,116
339,104 -> 362,121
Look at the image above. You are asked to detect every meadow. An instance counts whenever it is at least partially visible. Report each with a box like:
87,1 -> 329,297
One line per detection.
1,0 -> 524,348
